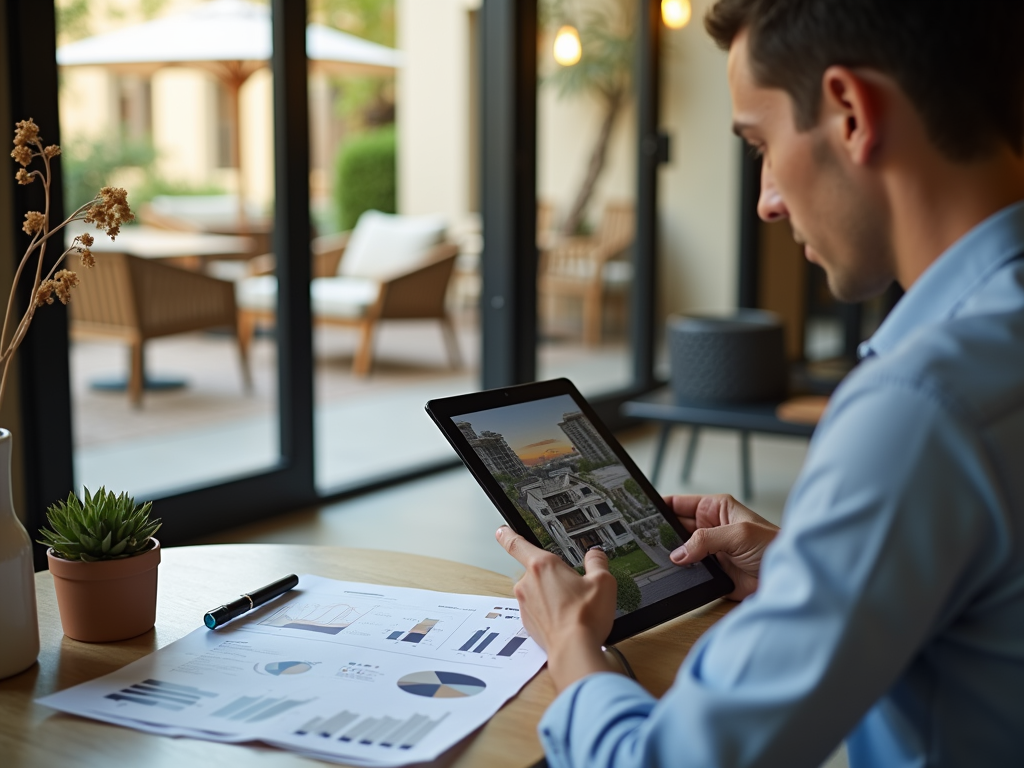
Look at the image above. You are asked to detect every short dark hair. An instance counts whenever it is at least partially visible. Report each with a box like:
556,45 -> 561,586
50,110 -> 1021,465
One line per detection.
705,0 -> 1024,160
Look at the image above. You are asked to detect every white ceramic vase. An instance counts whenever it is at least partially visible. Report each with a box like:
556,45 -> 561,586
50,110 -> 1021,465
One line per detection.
0,428 -> 39,679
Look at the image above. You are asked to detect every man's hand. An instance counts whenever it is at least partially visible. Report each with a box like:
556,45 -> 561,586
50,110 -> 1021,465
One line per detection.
496,526 -> 619,692
666,494 -> 779,601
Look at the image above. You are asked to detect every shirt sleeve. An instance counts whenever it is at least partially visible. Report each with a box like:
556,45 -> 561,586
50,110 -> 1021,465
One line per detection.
537,376 -> 1002,768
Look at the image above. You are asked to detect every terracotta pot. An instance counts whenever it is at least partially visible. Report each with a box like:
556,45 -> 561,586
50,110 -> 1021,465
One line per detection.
47,539 -> 161,642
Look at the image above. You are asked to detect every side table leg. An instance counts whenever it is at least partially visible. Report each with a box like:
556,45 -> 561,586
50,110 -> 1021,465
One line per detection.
682,426 -> 700,483
651,423 -> 671,486
740,430 -> 752,500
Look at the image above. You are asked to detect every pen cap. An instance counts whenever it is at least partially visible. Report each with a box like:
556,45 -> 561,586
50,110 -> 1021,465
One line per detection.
204,601 -> 248,629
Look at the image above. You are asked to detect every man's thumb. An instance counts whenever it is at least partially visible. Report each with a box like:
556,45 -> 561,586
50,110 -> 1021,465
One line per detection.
671,526 -> 734,564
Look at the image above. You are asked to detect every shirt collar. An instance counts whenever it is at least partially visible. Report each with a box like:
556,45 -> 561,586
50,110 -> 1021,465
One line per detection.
859,199 -> 1024,359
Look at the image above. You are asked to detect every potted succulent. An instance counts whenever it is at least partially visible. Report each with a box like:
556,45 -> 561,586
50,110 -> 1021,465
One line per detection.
38,487 -> 161,642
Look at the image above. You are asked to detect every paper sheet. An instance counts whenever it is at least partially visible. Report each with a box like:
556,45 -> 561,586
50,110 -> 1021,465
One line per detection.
37,575 -> 547,766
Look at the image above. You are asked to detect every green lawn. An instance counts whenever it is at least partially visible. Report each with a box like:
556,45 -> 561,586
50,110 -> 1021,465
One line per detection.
608,547 -> 657,577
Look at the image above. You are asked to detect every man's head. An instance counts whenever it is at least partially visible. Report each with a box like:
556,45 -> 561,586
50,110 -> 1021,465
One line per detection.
706,0 -> 1024,301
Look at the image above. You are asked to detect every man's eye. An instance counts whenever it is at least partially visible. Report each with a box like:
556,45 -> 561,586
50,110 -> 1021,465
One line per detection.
746,143 -> 765,159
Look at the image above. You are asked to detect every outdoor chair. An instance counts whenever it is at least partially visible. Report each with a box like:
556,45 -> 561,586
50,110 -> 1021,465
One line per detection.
69,252 -> 252,407
539,201 -> 635,345
236,211 -> 462,376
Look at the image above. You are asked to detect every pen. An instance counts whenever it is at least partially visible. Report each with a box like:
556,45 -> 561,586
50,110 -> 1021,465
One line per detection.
204,574 -> 299,629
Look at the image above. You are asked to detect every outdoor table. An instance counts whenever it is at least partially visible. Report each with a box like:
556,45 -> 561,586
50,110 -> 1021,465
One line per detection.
68,224 -> 254,272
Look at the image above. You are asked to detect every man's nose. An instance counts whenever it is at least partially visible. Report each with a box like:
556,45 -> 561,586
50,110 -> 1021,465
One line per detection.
757,165 -> 788,222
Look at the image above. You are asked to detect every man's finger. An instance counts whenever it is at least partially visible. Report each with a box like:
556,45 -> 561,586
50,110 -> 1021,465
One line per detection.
583,545 -> 610,575
496,525 -> 540,566
670,524 -> 746,564
665,494 -> 704,521
678,518 -> 697,534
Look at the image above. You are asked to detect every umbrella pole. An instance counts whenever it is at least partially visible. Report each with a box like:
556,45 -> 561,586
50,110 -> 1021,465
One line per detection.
228,76 -> 248,235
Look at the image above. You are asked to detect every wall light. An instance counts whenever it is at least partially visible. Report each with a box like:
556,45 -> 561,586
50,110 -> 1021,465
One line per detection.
661,0 -> 692,29
553,25 -> 582,67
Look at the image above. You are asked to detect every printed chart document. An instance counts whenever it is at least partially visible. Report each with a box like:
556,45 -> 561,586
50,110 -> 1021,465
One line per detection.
37,575 -> 547,766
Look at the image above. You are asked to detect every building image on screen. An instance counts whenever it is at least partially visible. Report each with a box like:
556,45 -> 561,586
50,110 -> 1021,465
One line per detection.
456,395 -> 711,615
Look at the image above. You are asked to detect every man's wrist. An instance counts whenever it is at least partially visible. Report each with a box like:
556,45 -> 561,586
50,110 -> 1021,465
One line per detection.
546,631 -> 618,692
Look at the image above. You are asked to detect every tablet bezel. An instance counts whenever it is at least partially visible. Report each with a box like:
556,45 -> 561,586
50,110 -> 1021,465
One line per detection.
425,377 -> 734,645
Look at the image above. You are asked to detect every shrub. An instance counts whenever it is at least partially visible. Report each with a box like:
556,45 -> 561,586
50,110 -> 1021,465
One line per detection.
609,561 -> 642,613
334,125 -> 396,231
62,137 -> 156,212
62,137 -> 226,214
659,522 -> 682,551
613,541 -> 639,557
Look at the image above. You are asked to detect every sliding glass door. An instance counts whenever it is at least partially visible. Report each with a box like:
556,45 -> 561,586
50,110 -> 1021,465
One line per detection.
6,0 -> 667,565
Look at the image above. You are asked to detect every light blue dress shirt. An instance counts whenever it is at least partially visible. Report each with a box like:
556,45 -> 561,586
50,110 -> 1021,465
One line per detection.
538,201 -> 1024,768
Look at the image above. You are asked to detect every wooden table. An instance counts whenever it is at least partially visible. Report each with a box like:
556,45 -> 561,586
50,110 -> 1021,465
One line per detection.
67,224 -> 255,271
0,544 -> 731,767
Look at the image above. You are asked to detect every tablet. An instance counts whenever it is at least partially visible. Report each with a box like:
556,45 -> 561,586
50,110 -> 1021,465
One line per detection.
426,378 -> 734,644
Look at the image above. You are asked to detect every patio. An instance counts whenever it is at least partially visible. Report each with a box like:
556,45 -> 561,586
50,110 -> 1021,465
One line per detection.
70,318 -> 635,498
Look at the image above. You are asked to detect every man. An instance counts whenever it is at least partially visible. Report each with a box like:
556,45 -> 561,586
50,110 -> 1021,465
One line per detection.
495,1 -> 1024,766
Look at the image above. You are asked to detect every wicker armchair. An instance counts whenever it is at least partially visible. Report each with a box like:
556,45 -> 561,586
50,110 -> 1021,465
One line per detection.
69,252 -> 251,407
236,216 -> 462,376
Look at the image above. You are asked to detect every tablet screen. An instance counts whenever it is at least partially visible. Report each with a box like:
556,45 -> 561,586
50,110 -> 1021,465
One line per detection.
454,393 -> 713,616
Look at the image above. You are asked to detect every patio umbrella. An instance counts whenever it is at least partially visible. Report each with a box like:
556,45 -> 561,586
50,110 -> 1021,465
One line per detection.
56,0 -> 402,222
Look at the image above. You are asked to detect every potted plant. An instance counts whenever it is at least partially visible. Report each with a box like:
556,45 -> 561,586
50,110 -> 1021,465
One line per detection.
38,487 -> 161,642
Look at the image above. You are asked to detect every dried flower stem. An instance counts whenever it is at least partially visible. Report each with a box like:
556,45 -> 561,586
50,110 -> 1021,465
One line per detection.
2,119 -> 134,410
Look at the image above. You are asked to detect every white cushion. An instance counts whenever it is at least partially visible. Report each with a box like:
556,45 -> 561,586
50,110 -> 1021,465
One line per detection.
236,275 -> 381,320
340,210 -> 446,279
311,277 -> 380,319
235,275 -> 279,312
603,260 -> 633,286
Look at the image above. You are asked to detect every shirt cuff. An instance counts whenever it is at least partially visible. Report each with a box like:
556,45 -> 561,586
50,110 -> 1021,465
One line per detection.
538,672 -> 657,768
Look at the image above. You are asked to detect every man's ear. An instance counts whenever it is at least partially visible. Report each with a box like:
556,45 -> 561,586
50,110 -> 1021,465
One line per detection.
821,65 -> 883,166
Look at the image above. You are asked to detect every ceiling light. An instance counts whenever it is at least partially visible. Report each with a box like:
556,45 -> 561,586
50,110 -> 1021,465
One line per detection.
553,25 -> 582,67
662,0 -> 692,29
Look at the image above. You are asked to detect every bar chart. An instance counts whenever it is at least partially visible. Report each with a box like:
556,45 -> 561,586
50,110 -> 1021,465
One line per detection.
452,624 -> 532,658
497,628 -> 529,657
210,694 -> 314,723
104,678 -> 218,711
293,709 -> 450,750
385,617 -> 440,644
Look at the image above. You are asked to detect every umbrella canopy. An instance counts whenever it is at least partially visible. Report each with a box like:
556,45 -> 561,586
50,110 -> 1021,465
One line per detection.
56,0 -> 401,228
56,0 -> 402,83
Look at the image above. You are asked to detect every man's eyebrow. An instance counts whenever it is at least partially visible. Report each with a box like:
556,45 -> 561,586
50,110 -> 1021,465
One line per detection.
732,121 -> 755,138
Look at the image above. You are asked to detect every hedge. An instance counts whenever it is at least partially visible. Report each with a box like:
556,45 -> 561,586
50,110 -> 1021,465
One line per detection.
334,125 -> 396,231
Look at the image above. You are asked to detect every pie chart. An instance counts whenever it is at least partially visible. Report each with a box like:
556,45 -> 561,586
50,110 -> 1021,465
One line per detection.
257,661 -> 313,676
397,671 -> 487,698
